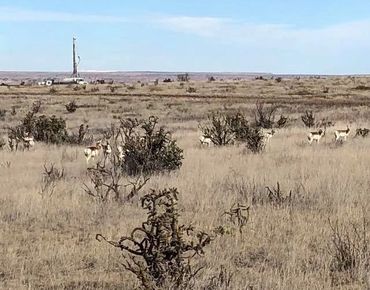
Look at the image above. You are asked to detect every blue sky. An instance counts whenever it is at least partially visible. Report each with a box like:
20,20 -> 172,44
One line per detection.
1,0 -> 370,74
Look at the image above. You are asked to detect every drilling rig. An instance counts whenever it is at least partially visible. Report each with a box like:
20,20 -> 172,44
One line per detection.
72,37 -> 80,77
61,37 -> 87,84
38,37 -> 87,86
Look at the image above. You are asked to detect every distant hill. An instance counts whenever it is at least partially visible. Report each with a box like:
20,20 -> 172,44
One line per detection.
0,71 -> 271,84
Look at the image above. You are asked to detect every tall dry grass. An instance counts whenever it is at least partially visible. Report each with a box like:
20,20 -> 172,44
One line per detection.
1,77 -> 370,289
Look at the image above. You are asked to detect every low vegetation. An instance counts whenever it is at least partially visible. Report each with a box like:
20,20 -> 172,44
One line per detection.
1,76 -> 370,289
98,188 -> 215,289
254,102 -> 277,129
65,100 -> 78,113
301,110 -> 316,128
120,116 -> 183,176
200,111 -> 266,152
9,110 -> 87,145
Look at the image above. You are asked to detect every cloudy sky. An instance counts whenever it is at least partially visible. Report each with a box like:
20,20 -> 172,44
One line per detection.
1,0 -> 370,74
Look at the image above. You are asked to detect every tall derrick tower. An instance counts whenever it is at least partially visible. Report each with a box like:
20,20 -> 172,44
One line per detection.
72,37 -> 80,77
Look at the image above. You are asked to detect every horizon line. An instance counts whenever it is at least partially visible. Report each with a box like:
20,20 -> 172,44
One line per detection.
0,70 -> 369,77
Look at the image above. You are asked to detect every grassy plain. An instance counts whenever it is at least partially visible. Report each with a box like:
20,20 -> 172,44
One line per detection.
1,76 -> 370,289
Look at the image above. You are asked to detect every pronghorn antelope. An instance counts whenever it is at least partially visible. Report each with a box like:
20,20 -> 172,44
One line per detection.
307,129 -> 325,144
117,145 -> 125,161
22,135 -> 35,150
199,135 -> 212,147
8,136 -> 19,151
117,145 -> 130,162
84,140 -> 102,163
355,128 -> 369,138
262,129 -> 276,144
334,126 -> 350,142
8,134 -> 35,151
0,137 -> 6,150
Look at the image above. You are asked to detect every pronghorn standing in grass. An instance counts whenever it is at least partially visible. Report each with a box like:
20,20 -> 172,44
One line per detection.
117,145 -> 125,161
22,134 -> 35,150
84,140 -> 102,164
334,126 -> 350,142
8,136 -> 19,151
117,144 -> 130,162
8,133 -> 35,151
307,128 -> 325,144
262,129 -> 276,145
199,135 -> 212,147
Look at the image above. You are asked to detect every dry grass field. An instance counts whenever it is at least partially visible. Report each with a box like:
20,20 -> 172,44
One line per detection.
1,76 -> 370,289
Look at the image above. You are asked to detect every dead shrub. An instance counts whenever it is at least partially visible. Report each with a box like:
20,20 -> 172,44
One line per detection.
149,86 -> 163,92
32,100 -> 42,114
353,85 -> 370,90
226,178 -> 309,209
199,112 -> 235,146
265,182 -> 292,207
316,118 -> 335,128
40,163 -> 65,197
255,76 -> 266,80
301,110 -> 315,128
355,128 -> 370,138
275,77 -> 282,83
245,127 -> 265,154
0,139 -> 6,150
49,87 -> 57,94
276,114 -> 288,128
65,100 -> 78,113
84,159 -> 124,202
0,161 -> 11,168
68,124 -> 89,145
177,73 -> 190,82
97,188 -> 215,289
223,203 -> 250,234
83,140 -> 149,203
0,109 -> 6,121
328,217 -> 370,286
186,87 -> 197,93
204,266 -> 234,290
254,102 -> 277,129
10,106 -> 17,116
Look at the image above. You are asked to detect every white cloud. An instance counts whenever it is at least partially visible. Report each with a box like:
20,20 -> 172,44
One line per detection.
0,6 -> 128,22
155,15 -> 370,50
1,7 -> 370,73
2,5 -> 369,50
151,15 -> 370,73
